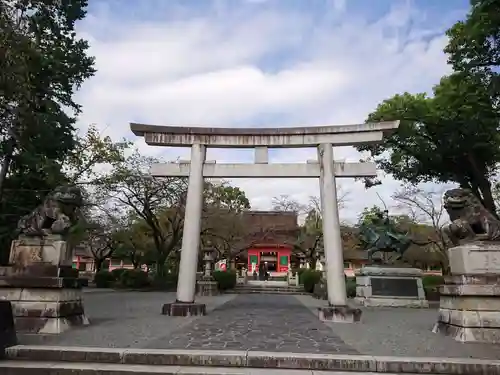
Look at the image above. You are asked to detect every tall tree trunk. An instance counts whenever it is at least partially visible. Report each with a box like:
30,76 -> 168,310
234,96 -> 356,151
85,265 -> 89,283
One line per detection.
478,180 -> 497,218
94,258 -> 103,272
0,139 -> 14,203
155,253 -> 168,279
467,155 -> 498,217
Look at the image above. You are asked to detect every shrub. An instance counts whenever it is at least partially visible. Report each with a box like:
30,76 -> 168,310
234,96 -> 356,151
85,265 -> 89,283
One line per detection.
422,275 -> 445,288
345,277 -> 356,298
111,268 -> 128,281
422,275 -> 444,301
149,266 -> 178,290
119,269 -> 150,288
94,271 -> 115,288
213,270 -> 237,291
301,269 -> 322,293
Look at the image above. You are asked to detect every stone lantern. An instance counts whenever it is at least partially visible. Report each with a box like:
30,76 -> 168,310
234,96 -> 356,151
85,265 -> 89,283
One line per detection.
202,248 -> 215,280
196,243 -> 219,296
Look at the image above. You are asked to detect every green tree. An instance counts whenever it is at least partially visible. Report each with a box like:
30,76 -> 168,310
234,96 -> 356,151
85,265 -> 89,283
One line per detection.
445,0 -> 499,94
204,181 -> 250,212
64,124 -> 131,185
0,0 -> 95,198
357,72 -> 500,215
113,219 -> 156,270
201,182 -> 253,263
357,205 -> 386,227
0,0 -> 95,263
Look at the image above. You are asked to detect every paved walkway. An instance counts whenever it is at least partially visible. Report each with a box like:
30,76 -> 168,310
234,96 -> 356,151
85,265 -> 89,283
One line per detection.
145,294 -> 357,353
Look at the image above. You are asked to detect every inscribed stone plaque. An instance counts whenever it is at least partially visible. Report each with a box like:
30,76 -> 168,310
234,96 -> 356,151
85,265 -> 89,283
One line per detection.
371,277 -> 419,298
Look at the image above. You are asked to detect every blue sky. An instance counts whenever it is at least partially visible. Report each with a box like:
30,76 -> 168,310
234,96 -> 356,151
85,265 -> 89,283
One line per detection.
76,0 -> 470,222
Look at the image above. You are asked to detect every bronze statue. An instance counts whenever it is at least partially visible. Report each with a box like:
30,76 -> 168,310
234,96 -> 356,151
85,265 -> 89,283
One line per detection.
442,188 -> 500,245
17,185 -> 84,237
358,209 -> 412,263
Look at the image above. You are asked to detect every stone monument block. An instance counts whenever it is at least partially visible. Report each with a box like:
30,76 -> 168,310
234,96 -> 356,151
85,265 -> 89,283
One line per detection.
433,242 -> 500,343
355,266 -> 428,308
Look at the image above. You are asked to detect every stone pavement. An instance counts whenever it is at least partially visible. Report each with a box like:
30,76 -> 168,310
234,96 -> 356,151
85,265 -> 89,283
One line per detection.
17,290 -> 500,360
145,294 -> 357,353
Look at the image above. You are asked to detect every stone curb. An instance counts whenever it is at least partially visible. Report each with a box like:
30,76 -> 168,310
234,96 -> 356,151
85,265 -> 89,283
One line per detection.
5,345 -> 500,374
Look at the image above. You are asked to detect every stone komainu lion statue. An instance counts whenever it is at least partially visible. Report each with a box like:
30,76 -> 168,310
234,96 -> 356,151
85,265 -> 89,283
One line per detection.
442,188 -> 500,245
17,185 -> 84,237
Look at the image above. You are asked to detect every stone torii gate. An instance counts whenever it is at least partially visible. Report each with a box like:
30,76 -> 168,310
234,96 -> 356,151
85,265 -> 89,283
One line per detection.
130,121 -> 399,322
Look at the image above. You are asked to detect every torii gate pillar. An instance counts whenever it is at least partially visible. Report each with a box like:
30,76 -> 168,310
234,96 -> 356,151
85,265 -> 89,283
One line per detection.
130,121 -> 399,320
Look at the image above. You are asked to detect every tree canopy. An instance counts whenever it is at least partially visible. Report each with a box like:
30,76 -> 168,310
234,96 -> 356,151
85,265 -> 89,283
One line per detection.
0,0 -> 95,263
355,0 -> 500,215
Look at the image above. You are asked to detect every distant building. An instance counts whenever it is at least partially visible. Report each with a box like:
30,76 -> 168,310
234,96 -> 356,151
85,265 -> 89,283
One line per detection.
232,210 -> 299,276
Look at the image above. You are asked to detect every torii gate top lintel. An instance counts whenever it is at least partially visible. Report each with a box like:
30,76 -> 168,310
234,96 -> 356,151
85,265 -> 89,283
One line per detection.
129,121 -> 400,148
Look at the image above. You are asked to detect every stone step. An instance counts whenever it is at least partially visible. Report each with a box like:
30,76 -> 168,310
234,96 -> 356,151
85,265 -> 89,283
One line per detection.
0,361 -> 441,375
236,285 -> 304,290
4,345 -> 500,374
231,288 -> 305,292
228,289 -> 308,295
234,286 -> 303,291
0,361 -> 320,375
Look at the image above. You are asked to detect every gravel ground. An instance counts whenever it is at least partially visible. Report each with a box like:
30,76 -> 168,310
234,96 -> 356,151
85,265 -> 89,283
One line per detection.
19,291 -> 236,348
295,295 -> 500,360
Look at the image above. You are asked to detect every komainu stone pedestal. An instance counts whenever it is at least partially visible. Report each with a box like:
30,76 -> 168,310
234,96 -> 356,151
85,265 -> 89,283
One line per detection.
355,266 -> 428,308
433,242 -> 500,343
9,237 -> 72,268
162,302 -> 206,317
0,237 -> 89,334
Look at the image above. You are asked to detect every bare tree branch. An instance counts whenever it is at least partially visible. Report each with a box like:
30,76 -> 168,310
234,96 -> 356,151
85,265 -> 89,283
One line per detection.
392,184 -> 451,272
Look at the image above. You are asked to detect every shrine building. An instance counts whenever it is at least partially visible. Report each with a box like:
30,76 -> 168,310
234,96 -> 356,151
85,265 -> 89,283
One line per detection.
233,210 -> 300,276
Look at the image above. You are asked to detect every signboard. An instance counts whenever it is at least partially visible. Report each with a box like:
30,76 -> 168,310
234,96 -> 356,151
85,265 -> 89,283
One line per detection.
215,259 -> 227,271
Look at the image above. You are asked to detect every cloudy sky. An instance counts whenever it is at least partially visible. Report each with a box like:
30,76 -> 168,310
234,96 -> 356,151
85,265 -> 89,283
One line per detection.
74,0 -> 468,223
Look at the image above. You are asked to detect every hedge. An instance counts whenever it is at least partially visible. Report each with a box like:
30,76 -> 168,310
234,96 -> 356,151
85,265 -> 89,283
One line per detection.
345,277 -> 356,298
118,269 -> 150,288
300,269 -> 322,293
213,270 -> 237,291
94,271 -> 115,288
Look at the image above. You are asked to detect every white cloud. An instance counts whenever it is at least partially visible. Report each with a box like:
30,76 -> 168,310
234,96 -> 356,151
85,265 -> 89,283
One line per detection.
74,1 -> 462,223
